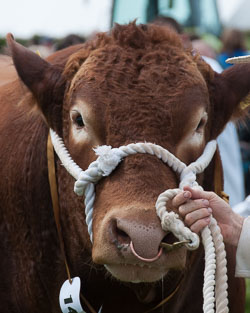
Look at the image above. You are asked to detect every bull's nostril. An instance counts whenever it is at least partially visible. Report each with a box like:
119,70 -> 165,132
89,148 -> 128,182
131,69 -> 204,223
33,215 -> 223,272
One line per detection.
116,227 -> 130,242
109,219 -> 131,247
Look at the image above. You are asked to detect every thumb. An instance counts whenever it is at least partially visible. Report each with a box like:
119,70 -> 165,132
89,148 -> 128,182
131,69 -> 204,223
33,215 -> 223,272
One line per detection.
183,186 -> 215,201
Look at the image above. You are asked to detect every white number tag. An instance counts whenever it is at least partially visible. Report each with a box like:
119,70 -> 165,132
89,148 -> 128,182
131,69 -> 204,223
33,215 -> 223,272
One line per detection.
59,277 -> 86,313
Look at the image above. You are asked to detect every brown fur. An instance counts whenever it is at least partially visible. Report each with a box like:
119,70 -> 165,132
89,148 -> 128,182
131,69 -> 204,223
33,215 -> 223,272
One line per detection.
0,23 -> 249,312
0,55 -> 17,86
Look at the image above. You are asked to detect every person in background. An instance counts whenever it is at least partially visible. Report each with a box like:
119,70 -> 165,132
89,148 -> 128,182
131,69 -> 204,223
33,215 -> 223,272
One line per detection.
217,28 -> 248,69
55,34 -> 85,51
151,15 -> 191,48
191,39 -> 222,73
172,186 -> 250,278
237,118 -> 250,197
28,35 -> 54,58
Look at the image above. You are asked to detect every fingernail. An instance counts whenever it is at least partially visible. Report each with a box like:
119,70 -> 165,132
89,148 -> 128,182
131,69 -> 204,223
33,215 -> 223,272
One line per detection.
208,207 -> 212,213
184,191 -> 190,198
205,217 -> 210,224
202,199 -> 209,206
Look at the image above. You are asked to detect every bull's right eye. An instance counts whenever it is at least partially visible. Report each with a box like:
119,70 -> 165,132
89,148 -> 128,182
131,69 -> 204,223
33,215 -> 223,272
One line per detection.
75,114 -> 84,128
71,111 -> 85,129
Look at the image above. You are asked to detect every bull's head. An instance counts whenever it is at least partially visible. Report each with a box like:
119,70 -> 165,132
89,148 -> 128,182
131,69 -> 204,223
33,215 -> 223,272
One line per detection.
7,23 -> 250,284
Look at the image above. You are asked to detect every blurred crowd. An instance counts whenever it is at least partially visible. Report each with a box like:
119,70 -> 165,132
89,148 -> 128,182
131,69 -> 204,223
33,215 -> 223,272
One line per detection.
0,33 -> 86,57
0,17 -> 250,209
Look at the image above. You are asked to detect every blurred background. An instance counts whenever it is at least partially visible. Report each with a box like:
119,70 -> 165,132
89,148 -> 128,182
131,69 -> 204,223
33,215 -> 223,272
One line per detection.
1,0 -> 250,310
1,0 -> 250,60
1,0 -> 250,57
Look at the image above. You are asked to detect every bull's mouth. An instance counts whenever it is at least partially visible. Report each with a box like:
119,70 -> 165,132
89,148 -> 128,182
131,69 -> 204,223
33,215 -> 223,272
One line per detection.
104,263 -> 170,283
92,211 -> 188,283
95,231 -> 187,283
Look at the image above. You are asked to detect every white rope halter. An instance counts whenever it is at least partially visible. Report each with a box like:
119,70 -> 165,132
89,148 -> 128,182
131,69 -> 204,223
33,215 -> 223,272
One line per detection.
50,128 -> 228,313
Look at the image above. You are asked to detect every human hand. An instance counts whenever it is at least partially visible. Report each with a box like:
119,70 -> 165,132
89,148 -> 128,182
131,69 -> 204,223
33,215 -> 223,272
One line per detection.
172,186 -> 244,247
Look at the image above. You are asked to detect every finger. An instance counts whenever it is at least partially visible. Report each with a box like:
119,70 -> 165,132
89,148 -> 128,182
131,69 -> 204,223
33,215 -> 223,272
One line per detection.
179,199 -> 210,217
172,190 -> 191,208
184,208 -> 212,227
183,186 -> 215,201
190,217 -> 211,234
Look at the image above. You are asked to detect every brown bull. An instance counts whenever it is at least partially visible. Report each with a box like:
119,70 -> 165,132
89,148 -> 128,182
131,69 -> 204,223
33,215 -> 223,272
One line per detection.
0,23 -> 249,312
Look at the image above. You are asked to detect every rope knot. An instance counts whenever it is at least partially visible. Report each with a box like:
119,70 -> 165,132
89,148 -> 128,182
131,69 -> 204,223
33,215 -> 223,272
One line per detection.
179,167 -> 197,189
161,211 -> 179,227
94,146 -> 123,176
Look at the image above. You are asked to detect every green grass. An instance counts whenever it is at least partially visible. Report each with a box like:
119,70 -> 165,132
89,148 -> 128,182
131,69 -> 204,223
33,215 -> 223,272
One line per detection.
246,279 -> 250,313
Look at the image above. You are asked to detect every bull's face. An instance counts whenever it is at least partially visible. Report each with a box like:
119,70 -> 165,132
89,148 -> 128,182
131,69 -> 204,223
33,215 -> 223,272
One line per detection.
65,89 -> 208,283
63,28 -> 210,283
8,23 -> 250,284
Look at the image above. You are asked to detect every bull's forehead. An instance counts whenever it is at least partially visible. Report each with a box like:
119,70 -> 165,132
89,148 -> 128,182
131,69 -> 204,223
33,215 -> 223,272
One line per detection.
67,43 -> 209,147
71,44 -> 206,98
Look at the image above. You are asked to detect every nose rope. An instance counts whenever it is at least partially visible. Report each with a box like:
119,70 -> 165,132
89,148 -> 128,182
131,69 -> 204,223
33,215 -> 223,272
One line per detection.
50,129 -> 228,313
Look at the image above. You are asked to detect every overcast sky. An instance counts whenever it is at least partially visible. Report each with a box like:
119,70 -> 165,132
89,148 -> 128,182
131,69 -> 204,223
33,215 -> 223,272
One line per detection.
217,0 -> 244,23
0,0 -> 249,39
0,0 -> 112,38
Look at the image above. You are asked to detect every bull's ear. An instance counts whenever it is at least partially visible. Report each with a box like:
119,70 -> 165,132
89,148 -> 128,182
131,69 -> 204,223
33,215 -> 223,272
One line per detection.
6,33 -> 65,129
210,63 -> 250,138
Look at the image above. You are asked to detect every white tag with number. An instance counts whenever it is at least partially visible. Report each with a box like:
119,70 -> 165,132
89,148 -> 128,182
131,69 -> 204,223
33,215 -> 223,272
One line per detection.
59,277 -> 86,313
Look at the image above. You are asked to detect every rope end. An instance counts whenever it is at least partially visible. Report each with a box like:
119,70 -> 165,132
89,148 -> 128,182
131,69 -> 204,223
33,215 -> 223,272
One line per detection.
94,145 -> 122,176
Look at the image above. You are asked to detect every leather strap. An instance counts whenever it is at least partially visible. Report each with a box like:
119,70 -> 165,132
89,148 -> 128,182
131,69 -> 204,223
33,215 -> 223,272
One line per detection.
47,133 -> 72,282
144,278 -> 181,313
214,148 -> 229,203
47,133 -> 97,313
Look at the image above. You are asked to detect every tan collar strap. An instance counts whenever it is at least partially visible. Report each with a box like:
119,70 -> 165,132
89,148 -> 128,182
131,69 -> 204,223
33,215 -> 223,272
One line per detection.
47,133 -> 97,313
144,278 -> 181,313
214,148 -> 229,203
47,133 -> 72,283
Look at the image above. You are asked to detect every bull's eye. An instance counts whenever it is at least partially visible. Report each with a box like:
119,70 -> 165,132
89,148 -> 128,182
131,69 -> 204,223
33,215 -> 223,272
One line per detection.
75,114 -> 84,127
71,110 -> 85,129
196,113 -> 208,133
